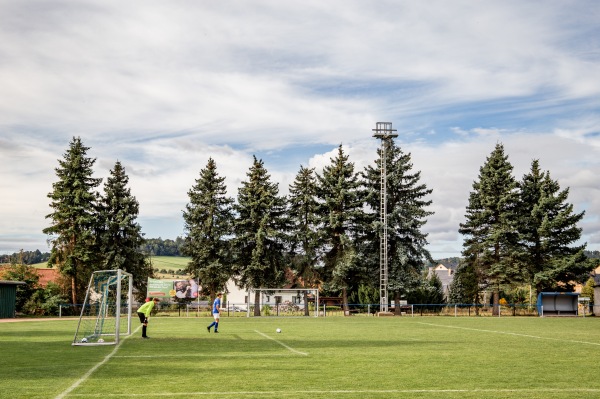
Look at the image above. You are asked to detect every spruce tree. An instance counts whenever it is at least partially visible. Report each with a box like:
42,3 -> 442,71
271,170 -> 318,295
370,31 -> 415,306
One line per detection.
288,165 -> 321,315
517,160 -> 589,293
362,141 -> 434,314
316,145 -> 364,311
43,137 -> 102,304
405,271 -> 445,313
448,260 -> 481,311
232,156 -> 288,315
459,143 -> 521,314
99,161 -> 152,300
182,158 -> 234,302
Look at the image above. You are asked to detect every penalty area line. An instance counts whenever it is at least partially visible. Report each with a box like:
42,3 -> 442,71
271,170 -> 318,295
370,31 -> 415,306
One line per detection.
55,325 -> 141,399
417,322 -> 600,346
114,353 -> 293,358
254,330 -> 308,356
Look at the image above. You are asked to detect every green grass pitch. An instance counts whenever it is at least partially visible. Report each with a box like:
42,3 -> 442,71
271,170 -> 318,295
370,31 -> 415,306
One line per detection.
1,316 -> 599,399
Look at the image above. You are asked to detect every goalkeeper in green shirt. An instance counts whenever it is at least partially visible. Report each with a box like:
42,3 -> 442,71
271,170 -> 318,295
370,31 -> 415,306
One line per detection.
137,297 -> 160,339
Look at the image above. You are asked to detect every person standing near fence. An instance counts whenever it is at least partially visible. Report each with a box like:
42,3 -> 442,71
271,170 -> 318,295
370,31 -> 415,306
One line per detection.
137,297 -> 160,339
207,293 -> 222,333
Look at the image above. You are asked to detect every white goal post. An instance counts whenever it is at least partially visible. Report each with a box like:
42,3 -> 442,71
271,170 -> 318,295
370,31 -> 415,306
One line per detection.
246,288 -> 319,317
72,269 -> 133,346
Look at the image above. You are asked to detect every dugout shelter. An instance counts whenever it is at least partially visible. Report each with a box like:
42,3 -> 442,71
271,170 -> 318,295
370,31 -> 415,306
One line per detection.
537,292 -> 579,316
0,280 -> 25,318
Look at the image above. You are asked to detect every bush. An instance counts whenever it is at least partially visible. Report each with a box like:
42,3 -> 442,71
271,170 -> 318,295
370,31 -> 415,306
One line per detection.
23,282 -> 68,316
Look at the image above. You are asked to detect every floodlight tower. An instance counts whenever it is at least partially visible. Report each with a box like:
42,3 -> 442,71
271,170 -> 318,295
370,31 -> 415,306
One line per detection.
372,122 -> 397,313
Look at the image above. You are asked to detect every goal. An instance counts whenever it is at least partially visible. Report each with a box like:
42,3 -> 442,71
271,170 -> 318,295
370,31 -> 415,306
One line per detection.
72,269 -> 133,346
246,288 -> 319,317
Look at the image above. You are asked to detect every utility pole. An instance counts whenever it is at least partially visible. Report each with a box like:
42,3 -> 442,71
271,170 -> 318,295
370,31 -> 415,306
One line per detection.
372,122 -> 397,313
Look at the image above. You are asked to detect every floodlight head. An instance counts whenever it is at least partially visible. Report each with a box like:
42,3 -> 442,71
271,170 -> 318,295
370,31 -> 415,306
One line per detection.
372,122 -> 398,139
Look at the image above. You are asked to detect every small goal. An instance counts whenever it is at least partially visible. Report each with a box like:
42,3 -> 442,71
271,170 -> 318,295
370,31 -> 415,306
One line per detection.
72,269 -> 133,346
246,288 -> 319,317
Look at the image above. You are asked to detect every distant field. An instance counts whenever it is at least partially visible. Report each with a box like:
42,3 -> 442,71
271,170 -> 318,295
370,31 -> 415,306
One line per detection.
1,316 -> 599,399
150,255 -> 190,271
26,256 -> 191,274
150,256 -> 191,279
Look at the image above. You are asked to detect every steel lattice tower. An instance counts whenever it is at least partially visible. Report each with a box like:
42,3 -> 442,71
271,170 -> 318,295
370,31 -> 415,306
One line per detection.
372,122 -> 397,313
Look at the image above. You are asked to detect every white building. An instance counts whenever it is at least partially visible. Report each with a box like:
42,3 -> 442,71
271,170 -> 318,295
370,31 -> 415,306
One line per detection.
223,278 -> 311,310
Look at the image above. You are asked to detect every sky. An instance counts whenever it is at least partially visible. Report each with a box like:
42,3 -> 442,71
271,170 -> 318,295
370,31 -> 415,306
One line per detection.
1,1 -> 599,259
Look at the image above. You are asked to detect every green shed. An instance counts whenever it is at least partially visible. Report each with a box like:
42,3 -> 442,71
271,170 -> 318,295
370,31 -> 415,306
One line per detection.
0,280 -> 26,318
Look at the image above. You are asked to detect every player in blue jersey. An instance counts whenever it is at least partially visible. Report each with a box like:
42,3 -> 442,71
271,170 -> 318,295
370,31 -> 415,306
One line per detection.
207,292 -> 222,333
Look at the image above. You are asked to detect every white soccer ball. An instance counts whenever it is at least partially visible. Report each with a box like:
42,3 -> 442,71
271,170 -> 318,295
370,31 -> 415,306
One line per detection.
276,328 -> 281,333
98,339 -> 104,343
81,338 -> 88,343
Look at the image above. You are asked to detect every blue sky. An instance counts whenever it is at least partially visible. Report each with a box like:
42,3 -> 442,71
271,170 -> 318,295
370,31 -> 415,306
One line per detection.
1,1 -> 599,258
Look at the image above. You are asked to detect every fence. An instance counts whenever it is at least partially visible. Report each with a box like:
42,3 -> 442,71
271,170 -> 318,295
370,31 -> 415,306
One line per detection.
59,302 -> 593,318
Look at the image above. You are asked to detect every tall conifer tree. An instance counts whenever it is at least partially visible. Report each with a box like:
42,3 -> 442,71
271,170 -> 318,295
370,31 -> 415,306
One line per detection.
232,156 -> 288,315
98,161 -> 151,299
459,143 -> 521,314
362,142 -> 434,313
316,145 -> 363,310
448,260 -> 482,311
182,158 -> 234,301
43,137 -> 102,304
517,160 -> 589,292
288,166 -> 321,315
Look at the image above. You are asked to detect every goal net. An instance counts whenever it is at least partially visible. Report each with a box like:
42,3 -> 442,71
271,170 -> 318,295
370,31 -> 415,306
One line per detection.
72,269 -> 133,346
245,288 -> 319,317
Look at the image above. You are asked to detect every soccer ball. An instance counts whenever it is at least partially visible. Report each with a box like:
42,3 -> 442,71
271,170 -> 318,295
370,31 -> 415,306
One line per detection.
276,328 -> 281,333
81,338 -> 88,343
98,339 -> 104,343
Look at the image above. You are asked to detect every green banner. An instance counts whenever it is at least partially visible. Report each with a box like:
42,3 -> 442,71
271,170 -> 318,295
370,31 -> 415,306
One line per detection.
147,278 -> 199,299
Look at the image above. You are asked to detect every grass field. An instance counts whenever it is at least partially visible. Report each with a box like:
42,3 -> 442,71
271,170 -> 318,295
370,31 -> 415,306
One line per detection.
29,256 -> 192,272
1,316 -> 599,399
150,256 -> 191,271
149,256 -> 191,279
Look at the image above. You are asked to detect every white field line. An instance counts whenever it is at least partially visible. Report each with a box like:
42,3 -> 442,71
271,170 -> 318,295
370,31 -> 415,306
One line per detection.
417,321 -> 600,346
55,325 -> 141,399
254,329 -> 308,356
67,388 -> 600,397
114,353 -> 292,358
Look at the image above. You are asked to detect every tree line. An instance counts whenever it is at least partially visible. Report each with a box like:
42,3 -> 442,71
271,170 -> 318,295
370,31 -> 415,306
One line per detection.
42,137 -> 152,304
2,138 -> 596,316
0,250 -> 50,265
29,137 -> 437,311
180,141 -> 595,315
451,143 -> 598,315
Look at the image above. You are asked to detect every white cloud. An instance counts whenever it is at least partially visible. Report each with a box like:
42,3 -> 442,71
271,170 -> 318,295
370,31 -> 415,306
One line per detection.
0,1 -> 599,258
